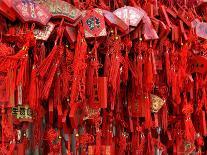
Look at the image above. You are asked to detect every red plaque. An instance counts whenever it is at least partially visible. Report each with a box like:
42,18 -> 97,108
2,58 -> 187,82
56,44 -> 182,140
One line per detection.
12,0 -> 51,25
82,8 -> 107,38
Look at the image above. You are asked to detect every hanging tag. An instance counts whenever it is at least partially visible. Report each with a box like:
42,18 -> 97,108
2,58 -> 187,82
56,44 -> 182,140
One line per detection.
129,94 -> 143,117
57,103 -> 63,128
88,145 -> 95,155
201,111 -> 207,136
49,98 -> 53,125
12,105 -> 32,122
154,113 -> 159,127
33,22 -> 55,41
82,8 -> 107,38
98,77 -> 107,109
167,131 -> 172,141
17,143 -> 25,155
101,145 -> 115,155
142,16 -> 159,40
160,5 -> 171,27
177,8 -> 193,27
151,94 -> 165,113
62,110 -> 69,133
159,21 -> 170,41
151,17 -> 160,33
166,7 -> 177,18
87,76 -> 107,109
179,20 -> 188,41
171,25 -> 179,42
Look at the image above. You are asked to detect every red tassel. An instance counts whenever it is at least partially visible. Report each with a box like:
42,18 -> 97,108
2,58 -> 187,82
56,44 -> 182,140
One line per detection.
143,50 -> 153,91
38,46 -> 59,78
136,52 -> 143,92
161,103 -> 168,131
165,50 -> 171,86
95,131 -> 101,155
144,93 -> 151,128
104,53 -> 110,78
146,132 -> 154,155
41,59 -> 60,100
182,101 -> 196,142
29,66 -> 39,109
16,54 -> 29,87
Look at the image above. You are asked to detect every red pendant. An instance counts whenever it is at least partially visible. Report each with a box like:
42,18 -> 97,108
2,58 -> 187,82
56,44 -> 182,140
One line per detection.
82,8 -> 107,38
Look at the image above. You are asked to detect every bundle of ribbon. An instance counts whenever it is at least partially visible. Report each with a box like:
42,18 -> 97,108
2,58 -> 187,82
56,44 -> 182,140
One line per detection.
0,0 -> 207,154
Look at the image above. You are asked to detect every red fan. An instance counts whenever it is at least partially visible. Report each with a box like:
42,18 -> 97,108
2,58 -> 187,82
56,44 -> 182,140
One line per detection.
11,0 -> 51,25
113,6 -> 144,27
35,0 -> 82,23
102,10 -> 128,33
114,6 -> 158,40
